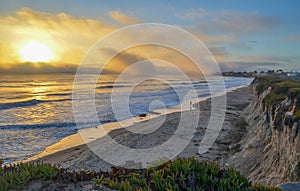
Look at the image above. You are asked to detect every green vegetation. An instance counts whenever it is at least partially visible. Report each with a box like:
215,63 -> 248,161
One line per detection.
263,92 -> 286,110
294,111 -> 300,119
0,162 -> 58,191
290,88 -> 300,94
94,158 -> 281,191
256,76 -> 300,95
256,76 -> 281,95
0,158 -> 282,191
255,77 -> 300,111
275,81 -> 300,89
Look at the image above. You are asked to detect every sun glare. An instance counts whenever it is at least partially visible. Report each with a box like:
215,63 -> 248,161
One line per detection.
19,41 -> 54,62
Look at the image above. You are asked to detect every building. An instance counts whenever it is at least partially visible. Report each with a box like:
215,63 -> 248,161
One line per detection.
287,71 -> 298,77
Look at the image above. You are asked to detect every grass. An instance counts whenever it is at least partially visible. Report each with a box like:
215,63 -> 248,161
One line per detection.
0,158 -> 282,191
255,77 -> 300,112
274,81 -> 300,89
294,111 -> 300,119
263,92 -> 286,110
256,76 -> 300,95
255,77 -> 280,95
289,88 -> 300,94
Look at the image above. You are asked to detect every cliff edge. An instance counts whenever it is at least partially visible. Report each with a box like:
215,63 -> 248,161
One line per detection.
229,76 -> 300,186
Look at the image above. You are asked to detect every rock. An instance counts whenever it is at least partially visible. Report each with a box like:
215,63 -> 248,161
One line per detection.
192,136 -> 202,142
139,113 -> 147,117
229,144 -> 241,152
292,122 -> 299,141
246,142 -> 260,149
278,182 -> 300,191
228,77 -> 300,186
285,113 -> 294,126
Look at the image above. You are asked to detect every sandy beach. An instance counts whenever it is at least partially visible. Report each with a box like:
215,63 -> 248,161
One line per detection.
24,86 -> 254,172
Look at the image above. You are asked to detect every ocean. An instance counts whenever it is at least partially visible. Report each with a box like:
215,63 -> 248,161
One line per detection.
0,73 -> 253,164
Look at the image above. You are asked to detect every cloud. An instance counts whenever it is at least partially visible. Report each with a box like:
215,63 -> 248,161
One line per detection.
0,7 -> 286,74
208,46 -> 229,63
219,61 -> 279,72
179,8 -> 280,35
178,8 -> 280,59
229,42 -> 252,50
206,12 -> 279,34
0,8 -> 208,75
0,62 -> 77,74
219,53 -> 293,72
108,10 -> 140,25
93,45 -> 207,76
99,48 -> 155,74
177,8 -> 284,71
0,43 -> 21,63
123,45 -> 206,76
285,34 -> 300,43
176,8 -> 208,20
237,55 -> 292,63
0,7 -> 115,65
191,32 -> 235,44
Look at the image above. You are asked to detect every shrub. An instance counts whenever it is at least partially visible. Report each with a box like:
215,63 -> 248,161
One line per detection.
294,111 -> 300,118
0,158 -> 282,191
94,157 -> 281,191
263,92 -> 286,109
0,163 -> 58,191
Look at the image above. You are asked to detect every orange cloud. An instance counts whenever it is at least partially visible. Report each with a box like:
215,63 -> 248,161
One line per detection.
0,8 -> 219,75
0,8 -> 115,65
108,10 -> 140,25
102,45 -> 205,77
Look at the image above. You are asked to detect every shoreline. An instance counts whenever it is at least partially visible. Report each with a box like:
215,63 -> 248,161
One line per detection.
3,77 -> 253,165
19,83 -> 254,171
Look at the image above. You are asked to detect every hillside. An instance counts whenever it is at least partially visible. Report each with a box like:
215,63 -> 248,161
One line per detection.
229,76 -> 300,186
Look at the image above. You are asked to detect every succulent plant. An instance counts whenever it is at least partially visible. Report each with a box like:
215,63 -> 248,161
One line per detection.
0,158 -> 282,191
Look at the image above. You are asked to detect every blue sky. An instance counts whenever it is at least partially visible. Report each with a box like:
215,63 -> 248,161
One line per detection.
0,0 -> 299,72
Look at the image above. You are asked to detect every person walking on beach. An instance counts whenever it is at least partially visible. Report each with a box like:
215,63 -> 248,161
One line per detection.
190,101 -> 192,110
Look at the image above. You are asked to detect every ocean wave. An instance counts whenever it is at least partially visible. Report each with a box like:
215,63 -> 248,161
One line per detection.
0,122 -> 77,130
46,92 -> 71,97
0,99 -> 42,110
96,85 -> 131,89
0,98 -> 72,111
0,85 -> 25,88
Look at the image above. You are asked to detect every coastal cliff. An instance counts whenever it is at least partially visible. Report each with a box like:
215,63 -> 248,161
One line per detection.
229,76 -> 300,186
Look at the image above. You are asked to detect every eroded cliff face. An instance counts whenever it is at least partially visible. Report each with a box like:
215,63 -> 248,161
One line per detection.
229,77 -> 300,186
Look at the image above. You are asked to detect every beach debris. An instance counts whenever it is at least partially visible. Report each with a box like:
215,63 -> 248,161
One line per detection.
138,113 -> 147,117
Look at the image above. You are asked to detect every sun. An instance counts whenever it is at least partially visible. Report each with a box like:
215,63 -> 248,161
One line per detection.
19,41 -> 54,62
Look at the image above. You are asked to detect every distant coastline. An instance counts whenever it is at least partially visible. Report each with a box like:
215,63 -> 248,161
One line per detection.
222,69 -> 300,79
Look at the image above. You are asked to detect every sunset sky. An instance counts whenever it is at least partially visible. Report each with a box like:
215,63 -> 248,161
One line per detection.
0,0 -> 299,73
